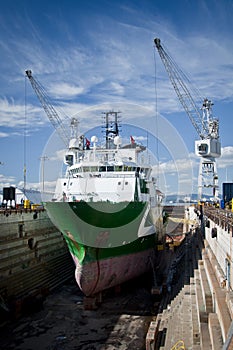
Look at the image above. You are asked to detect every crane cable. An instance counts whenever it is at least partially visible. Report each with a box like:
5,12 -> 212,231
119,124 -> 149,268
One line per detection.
153,45 -> 160,189
24,74 -> 28,200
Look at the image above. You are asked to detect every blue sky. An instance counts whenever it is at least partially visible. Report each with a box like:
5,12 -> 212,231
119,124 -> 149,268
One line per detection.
0,0 -> 233,198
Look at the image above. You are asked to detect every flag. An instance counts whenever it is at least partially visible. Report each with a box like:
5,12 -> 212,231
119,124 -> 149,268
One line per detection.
130,136 -> 135,144
85,138 -> 90,149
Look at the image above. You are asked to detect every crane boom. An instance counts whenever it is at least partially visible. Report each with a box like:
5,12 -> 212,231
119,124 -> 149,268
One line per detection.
154,38 -> 221,200
154,38 -> 217,140
25,70 -> 69,147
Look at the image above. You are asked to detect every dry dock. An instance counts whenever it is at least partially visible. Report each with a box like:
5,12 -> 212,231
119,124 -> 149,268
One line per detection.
0,205 -> 200,350
2,204 -> 233,349
0,207 -> 74,322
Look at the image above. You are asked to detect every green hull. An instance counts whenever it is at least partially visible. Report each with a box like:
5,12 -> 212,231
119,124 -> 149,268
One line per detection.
45,201 -> 155,257
45,201 -> 161,295
64,230 -> 158,264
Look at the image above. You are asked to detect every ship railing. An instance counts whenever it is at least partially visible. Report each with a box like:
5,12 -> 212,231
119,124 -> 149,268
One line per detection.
71,172 -> 136,179
98,172 -> 135,178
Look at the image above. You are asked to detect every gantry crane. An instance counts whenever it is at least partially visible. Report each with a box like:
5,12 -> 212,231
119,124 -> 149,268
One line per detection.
154,38 -> 221,200
25,70 -> 71,148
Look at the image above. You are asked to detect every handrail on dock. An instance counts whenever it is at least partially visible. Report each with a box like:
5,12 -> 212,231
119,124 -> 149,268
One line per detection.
170,340 -> 185,350
0,206 -> 45,215
203,205 -> 233,235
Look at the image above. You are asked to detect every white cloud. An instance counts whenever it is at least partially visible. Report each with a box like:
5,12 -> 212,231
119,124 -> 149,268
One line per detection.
217,146 -> 233,169
157,155 -> 197,174
0,97 -> 26,128
0,97 -> 48,129
0,173 -> 17,187
50,82 -> 86,99
2,11 -> 233,131
110,82 -> 125,95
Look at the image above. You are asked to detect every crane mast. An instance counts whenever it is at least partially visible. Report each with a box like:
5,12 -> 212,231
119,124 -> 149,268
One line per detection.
154,38 -> 221,200
25,70 -> 70,148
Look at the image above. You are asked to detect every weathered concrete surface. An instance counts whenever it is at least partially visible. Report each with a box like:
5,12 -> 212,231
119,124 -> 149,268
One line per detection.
0,278 -> 153,350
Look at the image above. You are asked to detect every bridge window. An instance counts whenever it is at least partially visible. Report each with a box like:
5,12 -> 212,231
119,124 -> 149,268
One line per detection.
115,166 -> 123,171
90,166 -> 98,172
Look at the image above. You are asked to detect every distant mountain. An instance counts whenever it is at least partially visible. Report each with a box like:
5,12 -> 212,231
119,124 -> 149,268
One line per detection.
164,193 -> 219,204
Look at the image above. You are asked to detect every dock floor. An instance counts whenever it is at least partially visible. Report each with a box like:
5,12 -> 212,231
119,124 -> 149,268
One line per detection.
0,276 -> 154,350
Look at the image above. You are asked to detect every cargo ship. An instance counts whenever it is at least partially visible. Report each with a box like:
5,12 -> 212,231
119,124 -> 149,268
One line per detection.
45,111 -> 164,296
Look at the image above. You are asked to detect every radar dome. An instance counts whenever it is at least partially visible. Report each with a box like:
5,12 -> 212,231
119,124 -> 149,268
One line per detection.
91,135 -> 98,143
114,136 -> 122,145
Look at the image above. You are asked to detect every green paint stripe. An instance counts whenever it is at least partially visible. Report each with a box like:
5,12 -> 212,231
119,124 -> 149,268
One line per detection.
65,233 -> 158,265
69,201 -> 146,228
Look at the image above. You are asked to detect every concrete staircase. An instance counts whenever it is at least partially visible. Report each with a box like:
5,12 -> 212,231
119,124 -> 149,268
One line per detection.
146,242 -> 233,349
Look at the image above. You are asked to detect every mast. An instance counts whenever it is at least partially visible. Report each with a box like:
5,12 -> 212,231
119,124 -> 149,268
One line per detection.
103,111 -> 121,149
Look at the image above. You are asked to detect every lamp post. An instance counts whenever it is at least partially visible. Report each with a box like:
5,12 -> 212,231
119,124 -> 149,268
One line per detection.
40,156 -> 49,192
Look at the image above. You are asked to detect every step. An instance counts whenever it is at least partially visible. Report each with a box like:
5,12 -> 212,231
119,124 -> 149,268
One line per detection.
200,323 -> 212,350
194,269 -> 208,323
225,291 -> 233,319
181,292 -> 193,349
163,286 -> 194,349
203,251 -> 232,342
198,260 -> 213,313
208,313 -> 223,350
190,277 -> 200,345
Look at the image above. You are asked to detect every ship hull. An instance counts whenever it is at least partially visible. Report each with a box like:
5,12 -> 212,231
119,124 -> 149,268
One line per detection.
45,201 -> 161,295
74,243 -> 156,296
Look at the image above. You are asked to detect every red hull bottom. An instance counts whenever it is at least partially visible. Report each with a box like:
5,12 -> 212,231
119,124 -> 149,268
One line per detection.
71,249 -> 156,296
